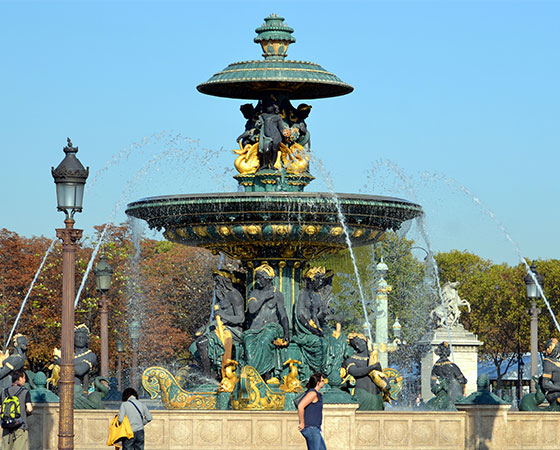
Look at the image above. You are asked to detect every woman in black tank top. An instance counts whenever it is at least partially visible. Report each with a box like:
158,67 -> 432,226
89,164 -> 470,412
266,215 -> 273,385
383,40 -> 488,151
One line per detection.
297,373 -> 327,450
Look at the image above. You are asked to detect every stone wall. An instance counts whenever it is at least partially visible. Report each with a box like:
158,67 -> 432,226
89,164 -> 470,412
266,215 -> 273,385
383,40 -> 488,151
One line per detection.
25,404 -> 560,450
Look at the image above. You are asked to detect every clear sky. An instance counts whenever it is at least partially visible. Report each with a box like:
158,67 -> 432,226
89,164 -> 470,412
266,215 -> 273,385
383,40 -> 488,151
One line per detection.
2,0 -> 558,266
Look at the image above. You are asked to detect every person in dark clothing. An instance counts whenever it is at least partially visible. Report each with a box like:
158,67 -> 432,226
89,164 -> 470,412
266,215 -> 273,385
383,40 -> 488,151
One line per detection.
118,388 -> 152,450
297,373 -> 327,450
1,369 -> 33,450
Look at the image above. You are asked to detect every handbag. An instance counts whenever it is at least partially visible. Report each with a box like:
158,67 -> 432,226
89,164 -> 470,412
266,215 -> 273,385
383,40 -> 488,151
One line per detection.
107,414 -> 134,448
293,390 -> 307,409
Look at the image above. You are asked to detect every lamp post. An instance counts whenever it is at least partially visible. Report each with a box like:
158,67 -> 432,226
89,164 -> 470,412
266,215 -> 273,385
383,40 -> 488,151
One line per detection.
524,264 -> 543,393
517,348 -> 525,403
128,319 -> 141,391
116,337 -> 124,391
373,258 -> 402,366
94,255 -> 113,378
52,138 -> 89,450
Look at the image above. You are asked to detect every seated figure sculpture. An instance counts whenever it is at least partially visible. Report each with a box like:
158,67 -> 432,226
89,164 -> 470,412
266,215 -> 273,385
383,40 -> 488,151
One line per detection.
541,338 -> 560,410
242,263 -> 289,381
342,333 -> 387,410
0,334 -> 28,391
191,270 -> 245,379
292,267 -> 326,378
431,341 -> 467,402
52,324 -> 97,407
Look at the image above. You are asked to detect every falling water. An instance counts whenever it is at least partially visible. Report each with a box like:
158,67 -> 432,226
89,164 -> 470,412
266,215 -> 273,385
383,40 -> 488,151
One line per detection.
4,238 -> 57,351
423,172 -> 560,334
311,153 -> 373,343
74,134 -> 209,308
368,160 -> 456,359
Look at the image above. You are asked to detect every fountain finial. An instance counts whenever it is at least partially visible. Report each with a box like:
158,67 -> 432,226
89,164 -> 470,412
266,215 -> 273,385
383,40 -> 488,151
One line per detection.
254,14 -> 296,61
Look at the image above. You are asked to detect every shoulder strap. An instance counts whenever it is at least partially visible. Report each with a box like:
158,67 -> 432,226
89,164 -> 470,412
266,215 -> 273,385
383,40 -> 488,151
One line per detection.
129,399 -> 144,420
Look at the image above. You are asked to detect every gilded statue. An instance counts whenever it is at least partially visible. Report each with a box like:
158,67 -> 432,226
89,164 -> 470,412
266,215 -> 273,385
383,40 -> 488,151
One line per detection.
280,359 -> 304,393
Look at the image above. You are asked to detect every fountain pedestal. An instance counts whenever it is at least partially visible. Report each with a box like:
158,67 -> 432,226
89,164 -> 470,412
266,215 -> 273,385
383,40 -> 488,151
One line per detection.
420,325 -> 483,401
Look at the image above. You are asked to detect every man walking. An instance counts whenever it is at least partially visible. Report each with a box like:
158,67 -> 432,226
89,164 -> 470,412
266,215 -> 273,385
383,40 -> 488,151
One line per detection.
1,369 -> 33,450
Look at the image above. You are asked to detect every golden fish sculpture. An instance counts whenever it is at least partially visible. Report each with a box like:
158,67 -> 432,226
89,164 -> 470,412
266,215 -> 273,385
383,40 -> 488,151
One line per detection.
142,367 -> 217,409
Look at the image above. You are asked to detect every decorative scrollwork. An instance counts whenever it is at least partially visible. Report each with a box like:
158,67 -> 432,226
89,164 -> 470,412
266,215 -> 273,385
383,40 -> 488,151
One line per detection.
142,366 -> 217,409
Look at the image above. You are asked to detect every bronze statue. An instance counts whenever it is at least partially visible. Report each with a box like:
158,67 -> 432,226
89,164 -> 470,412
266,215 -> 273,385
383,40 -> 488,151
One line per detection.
342,334 -> 387,410
255,102 -> 287,170
236,103 -> 260,147
456,374 -> 507,405
541,338 -> 560,410
72,324 -> 97,389
29,371 -> 60,403
87,376 -> 110,409
51,324 -> 97,396
292,267 -> 326,380
431,341 -> 467,402
242,264 -> 289,380
192,271 -> 245,378
0,334 -> 28,390
425,377 -> 457,411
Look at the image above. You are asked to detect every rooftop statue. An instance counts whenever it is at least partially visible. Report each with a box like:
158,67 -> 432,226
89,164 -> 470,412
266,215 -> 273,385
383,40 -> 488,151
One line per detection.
430,281 -> 471,329
0,334 -> 28,391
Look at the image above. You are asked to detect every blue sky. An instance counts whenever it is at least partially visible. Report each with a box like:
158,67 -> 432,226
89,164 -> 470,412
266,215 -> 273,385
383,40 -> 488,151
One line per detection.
1,0 -> 558,266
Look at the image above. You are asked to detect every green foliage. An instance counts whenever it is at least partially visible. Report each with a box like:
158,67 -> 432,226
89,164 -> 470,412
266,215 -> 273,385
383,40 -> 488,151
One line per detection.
313,232 -> 436,346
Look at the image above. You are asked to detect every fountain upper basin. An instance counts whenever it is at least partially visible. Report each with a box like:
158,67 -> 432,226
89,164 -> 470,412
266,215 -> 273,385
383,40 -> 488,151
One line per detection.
126,192 -> 423,261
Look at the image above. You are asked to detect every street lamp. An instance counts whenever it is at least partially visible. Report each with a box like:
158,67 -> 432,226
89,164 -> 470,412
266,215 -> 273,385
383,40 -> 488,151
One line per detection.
94,255 -> 113,378
116,337 -> 124,391
128,319 -> 141,391
517,352 -> 525,403
524,264 -> 543,393
51,138 -> 88,450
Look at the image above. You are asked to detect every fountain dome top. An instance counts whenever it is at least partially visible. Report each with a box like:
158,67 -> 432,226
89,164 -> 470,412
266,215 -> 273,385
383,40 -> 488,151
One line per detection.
196,14 -> 353,100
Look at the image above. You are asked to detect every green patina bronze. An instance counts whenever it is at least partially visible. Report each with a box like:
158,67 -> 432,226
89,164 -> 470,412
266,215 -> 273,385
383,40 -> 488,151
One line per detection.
127,15 -> 423,409
197,14 -> 352,100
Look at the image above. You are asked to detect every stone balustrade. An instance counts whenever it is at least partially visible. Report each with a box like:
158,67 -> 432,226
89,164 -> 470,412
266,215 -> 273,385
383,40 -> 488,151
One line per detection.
27,404 -> 560,450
